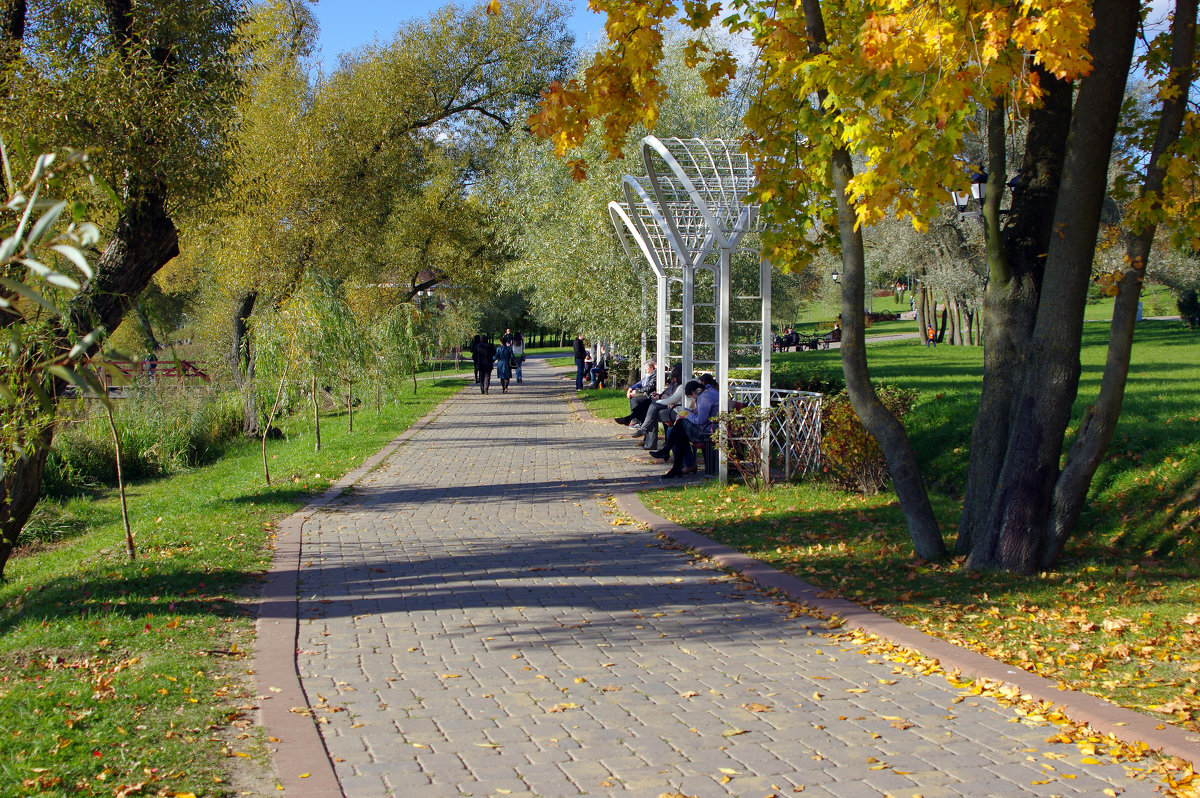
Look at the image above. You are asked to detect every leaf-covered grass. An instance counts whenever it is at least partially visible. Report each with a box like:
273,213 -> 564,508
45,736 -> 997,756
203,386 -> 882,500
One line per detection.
637,320 -> 1200,732
0,379 -> 465,798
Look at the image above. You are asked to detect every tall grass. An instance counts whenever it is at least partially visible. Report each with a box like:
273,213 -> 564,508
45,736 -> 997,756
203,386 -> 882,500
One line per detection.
44,387 -> 244,496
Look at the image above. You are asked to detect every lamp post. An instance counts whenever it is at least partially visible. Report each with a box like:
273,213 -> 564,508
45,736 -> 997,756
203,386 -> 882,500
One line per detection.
950,169 -> 1019,220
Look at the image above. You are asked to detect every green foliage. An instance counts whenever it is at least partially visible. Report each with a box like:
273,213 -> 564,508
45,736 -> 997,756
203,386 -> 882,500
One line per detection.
0,143 -> 108,478
0,0 -> 246,208
821,386 -> 918,495
45,389 -> 244,492
1177,288 -> 1200,328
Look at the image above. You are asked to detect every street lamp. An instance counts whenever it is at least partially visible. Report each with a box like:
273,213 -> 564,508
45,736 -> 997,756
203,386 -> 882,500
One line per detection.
949,169 -> 988,215
831,268 -> 839,283
950,169 -> 1019,217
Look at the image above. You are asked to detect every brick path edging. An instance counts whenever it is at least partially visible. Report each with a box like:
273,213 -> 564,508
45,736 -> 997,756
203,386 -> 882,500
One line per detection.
612,490 -> 1200,766
252,389 -> 464,798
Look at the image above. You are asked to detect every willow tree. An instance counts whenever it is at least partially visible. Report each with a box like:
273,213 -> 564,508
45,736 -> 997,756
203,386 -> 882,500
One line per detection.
531,0 -> 1199,573
0,0 -> 244,577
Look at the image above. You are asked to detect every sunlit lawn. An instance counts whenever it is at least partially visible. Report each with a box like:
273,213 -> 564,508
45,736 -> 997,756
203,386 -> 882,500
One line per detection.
0,379 -> 466,797
623,320 -> 1200,732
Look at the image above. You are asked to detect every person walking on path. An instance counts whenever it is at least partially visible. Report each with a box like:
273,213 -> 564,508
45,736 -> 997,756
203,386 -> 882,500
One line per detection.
573,333 -> 587,389
477,336 -> 496,394
469,335 -> 484,385
511,331 -> 525,384
494,335 -> 516,394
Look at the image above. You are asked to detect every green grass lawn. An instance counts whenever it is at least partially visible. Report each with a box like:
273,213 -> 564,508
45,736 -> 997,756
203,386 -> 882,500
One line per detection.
630,320 -> 1200,736
0,378 -> 466,798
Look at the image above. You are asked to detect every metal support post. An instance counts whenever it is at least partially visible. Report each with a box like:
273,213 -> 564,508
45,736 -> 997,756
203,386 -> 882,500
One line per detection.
682,264 -> 695,381
759,258 -> 773,483
656,276 -> 669,392
717,248 -> 731,484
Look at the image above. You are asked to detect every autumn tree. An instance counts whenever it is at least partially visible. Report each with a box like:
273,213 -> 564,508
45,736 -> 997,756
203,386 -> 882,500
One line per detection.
0,0 -> 245,577
532,0 -> 1200,573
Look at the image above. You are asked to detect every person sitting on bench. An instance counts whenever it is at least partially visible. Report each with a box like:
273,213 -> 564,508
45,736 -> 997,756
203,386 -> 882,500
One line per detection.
614,359 -> 656,425
630,364 -> 684,449
651,379 -> 719,478
588,345 -> 609,387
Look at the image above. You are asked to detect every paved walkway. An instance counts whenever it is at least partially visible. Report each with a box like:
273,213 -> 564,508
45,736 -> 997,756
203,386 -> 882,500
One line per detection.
287,357 -> 1172,797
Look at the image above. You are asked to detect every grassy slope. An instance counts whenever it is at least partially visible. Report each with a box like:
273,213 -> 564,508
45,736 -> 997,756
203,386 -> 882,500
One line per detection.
628,321 -> 1199,733
0,379 -> 465,798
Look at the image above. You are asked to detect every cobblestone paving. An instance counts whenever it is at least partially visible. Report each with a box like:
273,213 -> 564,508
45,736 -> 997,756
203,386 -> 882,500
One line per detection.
296,357 -> 1163,797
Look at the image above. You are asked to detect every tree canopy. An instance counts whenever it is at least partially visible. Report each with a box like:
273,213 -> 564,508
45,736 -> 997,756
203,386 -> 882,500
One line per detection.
532,0 -> 1200,573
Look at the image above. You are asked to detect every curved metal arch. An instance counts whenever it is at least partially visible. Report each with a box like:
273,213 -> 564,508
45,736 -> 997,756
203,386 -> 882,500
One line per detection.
640,136 -> 763,253
608,201 -> 666,280
642,136 -> 723,253
621,175 -> 692,269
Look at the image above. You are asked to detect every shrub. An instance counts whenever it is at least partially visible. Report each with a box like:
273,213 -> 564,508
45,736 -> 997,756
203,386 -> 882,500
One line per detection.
820,385 -> 918,495
1178,289 -> 1200,328
866,310 -> 901,323
45,387 -> 244,494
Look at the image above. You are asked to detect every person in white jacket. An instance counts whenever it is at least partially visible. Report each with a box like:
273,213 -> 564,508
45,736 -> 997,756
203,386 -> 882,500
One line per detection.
630,363 -> 685,450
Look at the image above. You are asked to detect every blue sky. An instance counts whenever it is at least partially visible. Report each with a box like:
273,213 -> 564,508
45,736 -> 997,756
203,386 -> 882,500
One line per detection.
312,0 -> 607,72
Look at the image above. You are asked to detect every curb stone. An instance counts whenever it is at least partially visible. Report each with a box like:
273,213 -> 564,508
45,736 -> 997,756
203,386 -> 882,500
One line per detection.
251,386 -> 466,797
611,490 -> 1200,767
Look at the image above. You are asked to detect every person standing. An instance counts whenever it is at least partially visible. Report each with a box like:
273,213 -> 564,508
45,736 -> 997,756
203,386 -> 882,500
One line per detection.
494,335 -> 516,393
469,335 -> 485,385
573,334 -> 587,390
512,332 -> 526,384
478,336 -> 496,393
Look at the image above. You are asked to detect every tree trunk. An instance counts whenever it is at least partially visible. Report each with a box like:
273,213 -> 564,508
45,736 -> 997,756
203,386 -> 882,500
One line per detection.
104,400 -> 135,561
346,377 -> 353,433
957,72 -> 1072,557
915,279 -> 929,345
969,0 -> 1138,573
0,424 -> 53,576
802,0 -> 947,560
1045,0 -> 1196,566
133,301 -> 159,352
0,186 -> 179,579
312,374 -> 321,452
230,291 -> 259,437
262,373 -> 288,487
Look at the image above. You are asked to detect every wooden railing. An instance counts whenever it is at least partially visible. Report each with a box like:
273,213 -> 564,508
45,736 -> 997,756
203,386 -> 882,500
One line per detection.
98,360 -> 210,389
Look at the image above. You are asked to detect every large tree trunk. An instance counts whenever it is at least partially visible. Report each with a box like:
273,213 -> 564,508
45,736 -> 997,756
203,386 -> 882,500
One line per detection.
968,0 -> 1138,573
1045,0 -> 1196,565
957,71 -> 1072,556
0,188 -> 179,578
0,424 -> 53,575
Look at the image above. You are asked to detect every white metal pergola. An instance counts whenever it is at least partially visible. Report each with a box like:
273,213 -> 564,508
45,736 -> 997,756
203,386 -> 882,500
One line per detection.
609,136 -> 774,483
